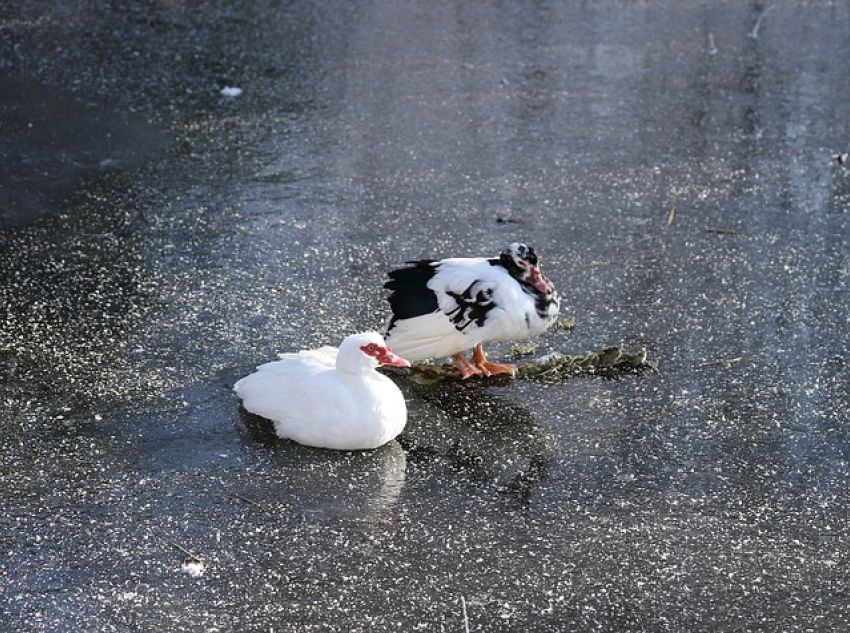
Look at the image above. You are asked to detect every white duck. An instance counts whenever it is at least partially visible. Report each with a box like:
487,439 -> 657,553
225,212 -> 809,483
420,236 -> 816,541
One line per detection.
384,242 -> 560,379
234,332 -> 410,450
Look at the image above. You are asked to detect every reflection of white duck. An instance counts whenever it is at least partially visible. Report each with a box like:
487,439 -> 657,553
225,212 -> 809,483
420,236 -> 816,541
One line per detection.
297,442 -> 408,520
234,332 -> 410,450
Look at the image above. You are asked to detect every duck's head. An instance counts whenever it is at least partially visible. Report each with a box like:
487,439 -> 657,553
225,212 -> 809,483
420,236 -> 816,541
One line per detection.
337,332 -> 411,374
500,242 -> 555,295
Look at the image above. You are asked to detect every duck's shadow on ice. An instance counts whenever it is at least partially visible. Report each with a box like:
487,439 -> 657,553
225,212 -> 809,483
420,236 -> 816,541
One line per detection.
234,375 -> 555,505
235,408 -> 407,522
391,376 -> 556,500
235,406 -> 287,447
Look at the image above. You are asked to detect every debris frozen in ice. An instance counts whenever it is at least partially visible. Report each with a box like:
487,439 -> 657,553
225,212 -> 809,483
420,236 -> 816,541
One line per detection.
181,557 -> 206,578
405,346 -> 654,384
220,86 -> 243,98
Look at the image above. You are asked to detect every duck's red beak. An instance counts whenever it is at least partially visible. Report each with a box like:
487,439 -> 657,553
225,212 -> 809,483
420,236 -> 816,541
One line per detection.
376,346 -> 410,368
527,266 -> 554,295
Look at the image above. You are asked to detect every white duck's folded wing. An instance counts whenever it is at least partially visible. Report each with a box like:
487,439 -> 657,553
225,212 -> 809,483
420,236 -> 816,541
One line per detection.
276,346 -> 337,366
435,259 -> 556,342
429,257 -> 511,334
234,348 -> 336,423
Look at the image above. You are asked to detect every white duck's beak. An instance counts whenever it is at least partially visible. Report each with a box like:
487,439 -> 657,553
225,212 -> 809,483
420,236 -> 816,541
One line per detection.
377,347 -> 411,368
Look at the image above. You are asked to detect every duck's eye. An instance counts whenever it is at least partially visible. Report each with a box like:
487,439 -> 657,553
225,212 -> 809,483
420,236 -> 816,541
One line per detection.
367,344 -> 376,352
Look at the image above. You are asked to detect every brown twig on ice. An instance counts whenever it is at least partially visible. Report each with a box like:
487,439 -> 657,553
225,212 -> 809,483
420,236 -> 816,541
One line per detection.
749,4 -> 775,39
666,194 -> 678,227
704,228 -> 745,235
697,357 -> 743,368
150,527 -> 204,563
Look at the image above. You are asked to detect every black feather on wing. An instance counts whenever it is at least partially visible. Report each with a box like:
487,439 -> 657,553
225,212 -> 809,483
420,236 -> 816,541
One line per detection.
384,260 -> 440,325
445,283 -> 496,331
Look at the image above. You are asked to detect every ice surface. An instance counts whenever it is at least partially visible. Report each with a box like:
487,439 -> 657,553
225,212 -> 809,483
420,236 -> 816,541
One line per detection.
1,1 -> 849,631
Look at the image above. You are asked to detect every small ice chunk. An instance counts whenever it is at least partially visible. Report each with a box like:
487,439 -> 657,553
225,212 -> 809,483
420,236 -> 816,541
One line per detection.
181,557 -> 206,578
220,86 -> 243,98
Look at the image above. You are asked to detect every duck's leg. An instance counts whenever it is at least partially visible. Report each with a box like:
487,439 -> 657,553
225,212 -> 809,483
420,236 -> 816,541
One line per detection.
471,344 -> 517,377
452,352 -> 482,380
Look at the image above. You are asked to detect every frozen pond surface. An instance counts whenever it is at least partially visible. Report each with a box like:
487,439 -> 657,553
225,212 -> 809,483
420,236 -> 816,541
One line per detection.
2,1 -> 849,631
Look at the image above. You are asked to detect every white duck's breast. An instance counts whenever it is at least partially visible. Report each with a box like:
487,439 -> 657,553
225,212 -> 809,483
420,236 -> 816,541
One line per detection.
348,372 -> 408,448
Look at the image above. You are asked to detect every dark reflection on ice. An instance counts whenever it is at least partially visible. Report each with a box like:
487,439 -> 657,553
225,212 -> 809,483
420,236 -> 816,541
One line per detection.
398,378 -> 555,500
0,76 -> 168,229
